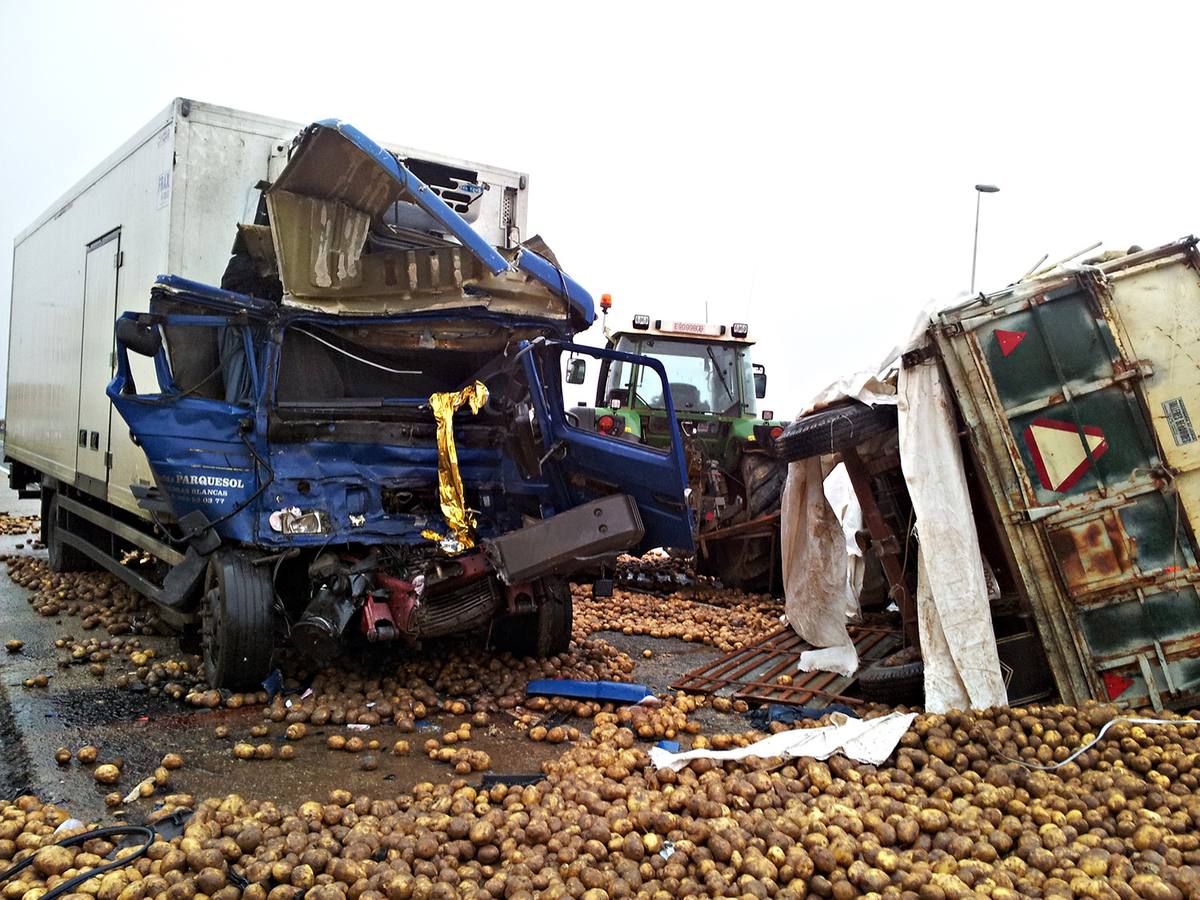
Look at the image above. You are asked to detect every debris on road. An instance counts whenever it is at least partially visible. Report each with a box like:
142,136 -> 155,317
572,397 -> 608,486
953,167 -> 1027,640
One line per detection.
648,710 -> 917,771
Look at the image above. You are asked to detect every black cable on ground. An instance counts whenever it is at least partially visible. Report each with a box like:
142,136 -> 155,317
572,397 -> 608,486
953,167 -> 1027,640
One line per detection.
0,824 -> 154,898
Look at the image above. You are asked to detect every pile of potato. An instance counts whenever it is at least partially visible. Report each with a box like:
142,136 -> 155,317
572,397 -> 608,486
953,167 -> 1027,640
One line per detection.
237,637 -> 637,731
4,700 -> 1200,899
0,512 -> 39,535
6,557 -> 166,636
572,584 -> 780,652
614,550 -> 696,583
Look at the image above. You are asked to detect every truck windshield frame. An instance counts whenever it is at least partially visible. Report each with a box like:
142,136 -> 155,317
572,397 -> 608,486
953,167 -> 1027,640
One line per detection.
605,335 -> 754,417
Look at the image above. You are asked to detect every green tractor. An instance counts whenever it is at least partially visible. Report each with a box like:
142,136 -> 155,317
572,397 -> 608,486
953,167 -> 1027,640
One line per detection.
568,305 -> 787,591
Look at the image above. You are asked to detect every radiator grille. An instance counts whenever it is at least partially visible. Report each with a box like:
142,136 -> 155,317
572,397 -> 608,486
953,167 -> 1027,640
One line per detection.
412,577 -> 499,637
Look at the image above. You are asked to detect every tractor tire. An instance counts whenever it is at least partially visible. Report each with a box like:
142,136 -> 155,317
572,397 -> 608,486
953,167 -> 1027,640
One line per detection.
695,453 -> 785,592
202,551 -> 275,690
776,401 -> 897,463
43,492 -> 92,574
700,538 -> 775,592
856,658 -> 924,705
741,453 -> 786,519
497,578 -> 573,658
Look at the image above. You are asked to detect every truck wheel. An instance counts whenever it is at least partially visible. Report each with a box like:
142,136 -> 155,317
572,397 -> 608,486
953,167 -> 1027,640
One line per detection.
498,578 -> 573,658
776,401 -> 897,463
202,551 -> 275,690
856,657 -> 924,705
43,492 -> 91,574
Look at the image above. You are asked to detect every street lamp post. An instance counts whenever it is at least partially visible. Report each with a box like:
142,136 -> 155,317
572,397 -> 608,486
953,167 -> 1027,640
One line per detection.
971,183 -> 1000,294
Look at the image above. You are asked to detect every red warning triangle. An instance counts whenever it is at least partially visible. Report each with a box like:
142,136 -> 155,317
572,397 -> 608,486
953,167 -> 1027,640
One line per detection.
996,329 -> 1027,357
1103,671 -> 1133,700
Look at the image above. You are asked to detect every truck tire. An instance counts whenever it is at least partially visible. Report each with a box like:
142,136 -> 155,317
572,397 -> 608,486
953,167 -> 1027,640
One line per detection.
43,492 -> 91,574
856,658 -> 924,705
202,551 -> 275,690
776,401 -> 897,463
498,578 -> 573,658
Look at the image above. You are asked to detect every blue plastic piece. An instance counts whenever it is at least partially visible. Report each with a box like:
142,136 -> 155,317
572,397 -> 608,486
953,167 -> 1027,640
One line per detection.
261,668 -> 283,701
525,679 -> 652,703
655,740 -> 680,752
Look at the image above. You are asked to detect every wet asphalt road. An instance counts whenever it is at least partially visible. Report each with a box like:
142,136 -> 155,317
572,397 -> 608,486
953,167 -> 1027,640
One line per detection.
0,484 -> 736,823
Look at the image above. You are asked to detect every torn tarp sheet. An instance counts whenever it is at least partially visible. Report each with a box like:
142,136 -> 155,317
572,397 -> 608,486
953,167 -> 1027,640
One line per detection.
898,328 -> 1007,713
779,306 -> 1006,711
648,711 -> 915,771
781,456 -> 859,677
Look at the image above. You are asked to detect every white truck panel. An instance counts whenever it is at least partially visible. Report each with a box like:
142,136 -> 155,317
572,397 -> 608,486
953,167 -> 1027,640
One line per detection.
9,98 -> 530,521
8,105 -> 175,493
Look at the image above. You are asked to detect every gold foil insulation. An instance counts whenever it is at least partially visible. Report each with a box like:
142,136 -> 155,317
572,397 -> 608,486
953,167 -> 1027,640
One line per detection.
428,381 -> 489,552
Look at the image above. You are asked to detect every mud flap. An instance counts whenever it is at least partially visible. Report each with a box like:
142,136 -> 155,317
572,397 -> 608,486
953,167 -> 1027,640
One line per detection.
157,547 -> 210,611
483,494 -> 644,584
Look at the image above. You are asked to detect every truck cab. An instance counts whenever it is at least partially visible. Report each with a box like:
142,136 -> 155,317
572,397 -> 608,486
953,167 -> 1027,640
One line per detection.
99,121 -> 693,688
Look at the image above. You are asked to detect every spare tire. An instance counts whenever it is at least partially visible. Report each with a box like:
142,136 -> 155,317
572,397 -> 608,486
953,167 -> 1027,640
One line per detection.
776,401 -> 897,463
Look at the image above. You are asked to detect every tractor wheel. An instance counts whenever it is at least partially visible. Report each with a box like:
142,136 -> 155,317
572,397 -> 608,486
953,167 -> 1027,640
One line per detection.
776,401 -> 897,463
43,492 -> 92,574
740,453 -> 786,520
202,551 -> 275,690
699,537 -> 776,592
695,453 -> 785,592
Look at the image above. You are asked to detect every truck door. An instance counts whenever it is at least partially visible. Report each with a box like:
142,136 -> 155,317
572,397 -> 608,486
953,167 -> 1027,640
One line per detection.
523,341 -> 693,552
76,230 -> 121,489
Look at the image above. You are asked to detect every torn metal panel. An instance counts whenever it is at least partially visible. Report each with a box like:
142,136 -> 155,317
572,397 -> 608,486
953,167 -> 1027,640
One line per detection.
266,121 -> 592,327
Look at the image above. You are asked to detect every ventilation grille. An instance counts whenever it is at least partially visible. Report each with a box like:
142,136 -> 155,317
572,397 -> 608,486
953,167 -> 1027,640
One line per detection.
401,157 -> 482,222
501,188 -> 517,245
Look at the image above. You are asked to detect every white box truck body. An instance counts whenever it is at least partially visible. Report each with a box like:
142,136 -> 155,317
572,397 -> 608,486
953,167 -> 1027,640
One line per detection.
6,98 -> 529,518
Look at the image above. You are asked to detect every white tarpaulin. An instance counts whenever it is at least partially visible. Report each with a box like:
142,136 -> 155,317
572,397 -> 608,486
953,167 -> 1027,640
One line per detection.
897,340 -> 1007,712
648,711 -> 916,771
781,456 -> 859,677
824,463 -> 866,601
779,312 -> 1007,711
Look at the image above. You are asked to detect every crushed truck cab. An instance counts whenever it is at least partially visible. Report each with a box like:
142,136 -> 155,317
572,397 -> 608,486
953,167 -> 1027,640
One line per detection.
104,121 -> 691,688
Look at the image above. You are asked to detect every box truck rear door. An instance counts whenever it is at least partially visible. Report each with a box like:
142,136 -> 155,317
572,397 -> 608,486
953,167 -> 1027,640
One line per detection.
77,229 -> 121,490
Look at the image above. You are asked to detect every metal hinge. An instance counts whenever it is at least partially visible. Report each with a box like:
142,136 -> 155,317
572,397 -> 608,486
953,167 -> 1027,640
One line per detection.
113,250 -> 124,269
901,345 -> 936,368
104,451 -> 113,469
1006,504 -> 1060,524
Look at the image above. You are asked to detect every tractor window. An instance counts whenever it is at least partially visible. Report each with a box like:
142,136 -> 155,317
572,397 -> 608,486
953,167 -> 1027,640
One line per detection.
614,336 -> 749,416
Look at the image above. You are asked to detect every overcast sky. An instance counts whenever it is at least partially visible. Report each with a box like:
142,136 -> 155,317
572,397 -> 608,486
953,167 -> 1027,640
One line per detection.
3,1 -> 1200,418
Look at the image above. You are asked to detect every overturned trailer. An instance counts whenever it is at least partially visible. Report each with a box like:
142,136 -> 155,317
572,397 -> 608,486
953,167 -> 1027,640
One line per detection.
781,238 -> 1200,712
9,107 -> 693,688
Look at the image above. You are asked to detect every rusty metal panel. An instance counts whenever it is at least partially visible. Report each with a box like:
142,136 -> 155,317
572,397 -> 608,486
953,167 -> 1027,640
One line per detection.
669,625 -> 900,708
935,238 -> 1200,711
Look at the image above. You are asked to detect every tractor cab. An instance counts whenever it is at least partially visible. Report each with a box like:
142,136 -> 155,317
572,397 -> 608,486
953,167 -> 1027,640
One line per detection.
568,306 -> 787,590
